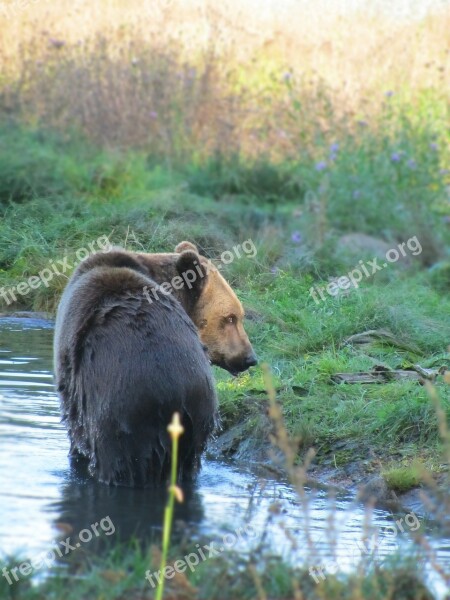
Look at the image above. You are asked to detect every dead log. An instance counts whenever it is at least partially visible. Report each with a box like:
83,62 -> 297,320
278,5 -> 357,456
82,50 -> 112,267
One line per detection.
331,365 -> 442,385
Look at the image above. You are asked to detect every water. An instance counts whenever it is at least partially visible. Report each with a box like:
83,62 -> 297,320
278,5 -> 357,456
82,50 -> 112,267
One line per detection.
0,317 -> 449,597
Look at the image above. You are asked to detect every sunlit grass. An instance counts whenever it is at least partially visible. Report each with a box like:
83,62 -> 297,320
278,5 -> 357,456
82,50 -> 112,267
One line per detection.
382,464 -> 423,492
0,1 -> 449,170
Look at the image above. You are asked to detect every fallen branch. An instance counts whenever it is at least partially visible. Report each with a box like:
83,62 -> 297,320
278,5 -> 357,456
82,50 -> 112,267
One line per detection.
331,365 -> 445,385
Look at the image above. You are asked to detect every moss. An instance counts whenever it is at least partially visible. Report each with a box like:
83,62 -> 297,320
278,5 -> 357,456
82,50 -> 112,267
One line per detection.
382,464 -> 423,492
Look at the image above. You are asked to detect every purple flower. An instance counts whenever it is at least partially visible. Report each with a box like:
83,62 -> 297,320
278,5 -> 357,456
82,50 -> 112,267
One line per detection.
407,159 -> 417,170
291,231 -> 302,244
270,266 -> 279,274
330,142 -> 339,153
440,169 -> 449,176
283,72 -> 292,82
357,120 -> 368,127
429,142 -> 438,151
385,90 -> 394,98
391,152 -> 401,163
353,190 -> 362,199
329,153 -> 338,162
315,161 -> 327,172
149,111 -> 158,119
443,215 -> 450,224
49,38 -> 65,49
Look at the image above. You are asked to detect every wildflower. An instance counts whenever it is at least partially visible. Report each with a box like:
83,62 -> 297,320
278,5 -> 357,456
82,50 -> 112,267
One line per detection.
167,412 -> 184,440
330,142 -> 339,153
391,152 -> 401,163
315,161 -> 327,172
440,169 -> 449,176
49,38 -> 65,49
353,190 -> 362,199
385,90 -> 394,98
357,120 -> 368,127
407,159 -> 417,170
429,142 -> 438,151
283,72 -> 292,82
291,231 -> 302,244
149,111 -> 158,119
169,485 -> 184,503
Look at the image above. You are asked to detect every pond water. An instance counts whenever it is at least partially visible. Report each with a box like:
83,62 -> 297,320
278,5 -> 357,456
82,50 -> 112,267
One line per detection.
0,317 -> 449,597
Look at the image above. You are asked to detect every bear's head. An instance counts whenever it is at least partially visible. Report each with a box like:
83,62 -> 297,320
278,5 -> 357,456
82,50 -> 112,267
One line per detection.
174,241 -> 257,376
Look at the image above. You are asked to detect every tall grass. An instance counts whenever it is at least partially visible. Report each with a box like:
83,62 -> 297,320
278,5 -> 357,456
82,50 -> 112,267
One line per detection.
0,1 -> 449,165
0,2 -> 448,261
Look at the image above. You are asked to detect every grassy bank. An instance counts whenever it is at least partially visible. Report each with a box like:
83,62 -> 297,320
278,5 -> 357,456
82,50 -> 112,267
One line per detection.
0,125 -> 449,598
0,121 -> 449,490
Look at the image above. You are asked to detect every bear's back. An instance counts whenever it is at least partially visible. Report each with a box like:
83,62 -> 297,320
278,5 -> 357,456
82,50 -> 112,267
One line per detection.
54,252 -> 217,487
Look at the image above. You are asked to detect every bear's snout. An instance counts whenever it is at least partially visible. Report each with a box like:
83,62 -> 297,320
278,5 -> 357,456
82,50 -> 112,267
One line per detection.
226,350 -> 258,376
243,351 -> 258,369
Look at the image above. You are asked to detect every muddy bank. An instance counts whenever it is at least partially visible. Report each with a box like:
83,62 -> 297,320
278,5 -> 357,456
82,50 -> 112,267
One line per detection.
208,418 -> 435,516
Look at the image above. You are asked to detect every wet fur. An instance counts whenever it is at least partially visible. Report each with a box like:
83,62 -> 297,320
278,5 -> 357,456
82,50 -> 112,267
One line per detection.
54,250 -> 218,487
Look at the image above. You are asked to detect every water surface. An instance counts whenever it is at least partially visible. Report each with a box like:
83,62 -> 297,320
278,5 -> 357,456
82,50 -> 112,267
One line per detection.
0,317 -> 449,597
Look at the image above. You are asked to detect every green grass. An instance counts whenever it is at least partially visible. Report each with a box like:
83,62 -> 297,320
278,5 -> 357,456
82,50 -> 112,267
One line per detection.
382,464 -> 423,493
0,543 -> 436,600
0,119 -> 449,599
0,121 -> 449,473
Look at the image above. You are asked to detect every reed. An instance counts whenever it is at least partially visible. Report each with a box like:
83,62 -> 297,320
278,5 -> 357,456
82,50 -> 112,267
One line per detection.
155,412 -> 185,600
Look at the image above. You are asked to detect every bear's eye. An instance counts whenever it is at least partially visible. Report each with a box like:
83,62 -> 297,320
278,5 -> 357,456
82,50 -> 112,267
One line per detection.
224,315 -> 237,325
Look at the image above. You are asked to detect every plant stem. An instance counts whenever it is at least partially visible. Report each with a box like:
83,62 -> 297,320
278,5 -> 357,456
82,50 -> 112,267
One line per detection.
155,413 -> 183,600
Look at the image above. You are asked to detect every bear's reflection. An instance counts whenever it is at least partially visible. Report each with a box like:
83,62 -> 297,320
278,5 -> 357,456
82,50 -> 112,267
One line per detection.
50,461 -> 205,560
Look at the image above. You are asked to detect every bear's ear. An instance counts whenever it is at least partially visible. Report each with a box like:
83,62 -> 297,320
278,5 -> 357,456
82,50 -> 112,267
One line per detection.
176,250 -> 208,296
175,241 -> 198,254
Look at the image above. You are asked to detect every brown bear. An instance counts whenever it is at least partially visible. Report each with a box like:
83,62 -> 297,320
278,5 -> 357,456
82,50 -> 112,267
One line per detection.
54,241 -> 256,487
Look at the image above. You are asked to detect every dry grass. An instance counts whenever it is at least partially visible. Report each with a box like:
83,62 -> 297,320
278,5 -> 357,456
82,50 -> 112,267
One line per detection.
0,0 -> 449,160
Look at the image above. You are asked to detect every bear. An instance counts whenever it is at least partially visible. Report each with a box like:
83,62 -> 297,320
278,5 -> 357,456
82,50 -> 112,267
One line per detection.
54,241 -> 257,487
